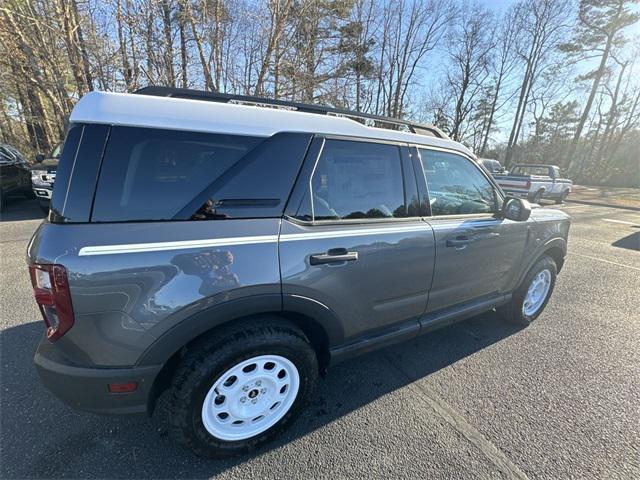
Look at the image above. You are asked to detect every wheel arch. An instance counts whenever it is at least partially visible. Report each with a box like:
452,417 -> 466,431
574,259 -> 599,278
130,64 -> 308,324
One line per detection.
140,293 -> 343,414
516,237 -> 567,288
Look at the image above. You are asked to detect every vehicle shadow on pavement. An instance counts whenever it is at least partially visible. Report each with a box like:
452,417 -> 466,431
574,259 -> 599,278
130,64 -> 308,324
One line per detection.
612,231 -> 640,251
0,313 -> 520,479
0,199 -> 46,223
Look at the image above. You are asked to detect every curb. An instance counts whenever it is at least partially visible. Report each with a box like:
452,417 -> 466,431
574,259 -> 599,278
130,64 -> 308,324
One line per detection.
566,199 -> 640,212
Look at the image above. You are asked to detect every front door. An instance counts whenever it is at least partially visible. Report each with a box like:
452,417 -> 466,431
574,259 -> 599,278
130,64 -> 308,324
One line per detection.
414,147 -> 527,312
280,138 -> 435,341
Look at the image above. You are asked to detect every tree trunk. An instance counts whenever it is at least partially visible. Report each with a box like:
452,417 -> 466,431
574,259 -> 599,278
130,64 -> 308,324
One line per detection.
178,0 -> 188,88
116,0 -> 133,90
186,0 -> 216,91
70,0 -> 94,91
161,0 -> 176,86
566,32 -> 614,171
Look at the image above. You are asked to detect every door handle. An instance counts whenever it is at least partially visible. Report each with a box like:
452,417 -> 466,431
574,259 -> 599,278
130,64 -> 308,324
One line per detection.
446,235 -> 474,248
310,248 -> 358,265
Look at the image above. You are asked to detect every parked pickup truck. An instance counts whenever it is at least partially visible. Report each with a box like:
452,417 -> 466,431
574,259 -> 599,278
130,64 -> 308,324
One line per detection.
30,144 -> 61,213
496,164 -> 572,204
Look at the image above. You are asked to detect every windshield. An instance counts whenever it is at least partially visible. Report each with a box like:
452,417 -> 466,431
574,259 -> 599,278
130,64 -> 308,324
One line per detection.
0,145 -> 23,164
480,160 -> 501,172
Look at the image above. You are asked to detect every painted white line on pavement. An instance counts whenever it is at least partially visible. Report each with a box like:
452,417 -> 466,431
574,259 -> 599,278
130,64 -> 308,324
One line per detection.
386,355 -> 530,480
602,218 -> 640,226
569,252 -> 640,271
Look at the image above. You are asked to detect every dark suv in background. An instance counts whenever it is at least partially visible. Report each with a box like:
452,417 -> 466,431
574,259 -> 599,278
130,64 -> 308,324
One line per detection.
27,87 -> 570,457
0,144 -> 33,211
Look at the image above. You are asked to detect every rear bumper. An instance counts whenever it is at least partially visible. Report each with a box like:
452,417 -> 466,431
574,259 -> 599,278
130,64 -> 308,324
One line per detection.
34,336 -> 162,415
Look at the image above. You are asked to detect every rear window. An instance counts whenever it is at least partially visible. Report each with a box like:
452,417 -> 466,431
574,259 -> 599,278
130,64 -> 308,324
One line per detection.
511,165 -> 550,176
91,127 -> 262,222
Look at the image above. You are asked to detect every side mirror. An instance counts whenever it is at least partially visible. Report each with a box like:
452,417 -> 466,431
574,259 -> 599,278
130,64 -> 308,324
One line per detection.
503,197 -> 531,221
35,154 -> 45,163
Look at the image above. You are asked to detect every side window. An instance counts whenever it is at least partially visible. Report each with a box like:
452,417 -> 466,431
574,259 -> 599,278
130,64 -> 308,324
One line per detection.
92,127 -> 262,222
419,149 -> 497,216
299,139 -> 406,221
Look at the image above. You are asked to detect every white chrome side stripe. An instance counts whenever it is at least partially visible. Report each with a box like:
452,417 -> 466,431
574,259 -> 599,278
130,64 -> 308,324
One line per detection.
78,235 -> 279,256
77,224 -> 431,256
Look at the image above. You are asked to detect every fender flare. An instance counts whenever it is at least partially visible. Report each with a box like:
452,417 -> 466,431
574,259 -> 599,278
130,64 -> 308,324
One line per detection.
516,237 -> 567,287
137,293 -> 344,367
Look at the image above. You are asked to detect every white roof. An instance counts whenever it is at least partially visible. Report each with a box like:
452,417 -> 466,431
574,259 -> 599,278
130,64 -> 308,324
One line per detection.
70,91 -> 473,157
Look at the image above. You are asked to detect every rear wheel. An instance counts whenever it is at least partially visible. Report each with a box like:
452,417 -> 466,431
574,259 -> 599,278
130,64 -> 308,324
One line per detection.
555,190 -> 568,204
498,255 -> 557,326
168,318 -> 318,457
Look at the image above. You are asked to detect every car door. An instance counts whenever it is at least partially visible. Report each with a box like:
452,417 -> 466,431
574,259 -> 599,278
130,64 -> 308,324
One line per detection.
280,137 -> 436,342
413,146 -> 528,312
549,167 -> 563,196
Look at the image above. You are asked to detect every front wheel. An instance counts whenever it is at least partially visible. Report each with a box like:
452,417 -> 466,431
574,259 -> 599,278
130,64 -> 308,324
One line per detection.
168,318 -> 318,457
498,255 -> 557,326
531,190 -> 544,204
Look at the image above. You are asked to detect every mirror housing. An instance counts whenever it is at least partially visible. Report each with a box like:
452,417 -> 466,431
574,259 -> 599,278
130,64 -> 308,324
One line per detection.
35,154 -> 45,163
502,196 -> 531,222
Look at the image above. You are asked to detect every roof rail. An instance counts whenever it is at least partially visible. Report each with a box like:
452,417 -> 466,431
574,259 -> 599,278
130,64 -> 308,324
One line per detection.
134,86 -> 448,139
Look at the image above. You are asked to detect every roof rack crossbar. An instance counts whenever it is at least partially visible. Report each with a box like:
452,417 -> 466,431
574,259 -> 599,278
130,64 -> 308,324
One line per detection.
134,86 -> 447,139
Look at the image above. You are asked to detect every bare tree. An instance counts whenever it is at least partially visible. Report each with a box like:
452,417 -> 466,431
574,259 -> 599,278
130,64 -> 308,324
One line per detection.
445,1 -> 494,141
504,0 -> 571,166
377,0 -> 453,118
562,0 -> 640,171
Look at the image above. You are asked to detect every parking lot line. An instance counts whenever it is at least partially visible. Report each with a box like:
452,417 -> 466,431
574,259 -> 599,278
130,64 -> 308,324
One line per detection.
568,252 -> 640,271
602,218 -> 640,226
386,355 -> 530,480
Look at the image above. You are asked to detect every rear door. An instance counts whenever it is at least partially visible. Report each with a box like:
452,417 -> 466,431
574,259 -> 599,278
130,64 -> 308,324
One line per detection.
280,137 -> 435,341
413,147 -> 527,312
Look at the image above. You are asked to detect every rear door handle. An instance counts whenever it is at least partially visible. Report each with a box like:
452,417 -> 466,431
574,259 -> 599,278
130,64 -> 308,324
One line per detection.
446,236 -> 474,248
310,248 -> 358,265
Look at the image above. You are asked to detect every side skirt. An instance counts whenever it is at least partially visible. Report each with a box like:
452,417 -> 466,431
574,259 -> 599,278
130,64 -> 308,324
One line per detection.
329,293 -> 511,365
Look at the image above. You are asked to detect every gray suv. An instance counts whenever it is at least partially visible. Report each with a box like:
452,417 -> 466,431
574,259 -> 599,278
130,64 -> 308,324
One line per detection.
27,87 -> 570,457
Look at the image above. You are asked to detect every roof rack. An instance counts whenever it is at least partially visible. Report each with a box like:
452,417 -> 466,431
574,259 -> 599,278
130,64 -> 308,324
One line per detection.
134,86 -> 448,139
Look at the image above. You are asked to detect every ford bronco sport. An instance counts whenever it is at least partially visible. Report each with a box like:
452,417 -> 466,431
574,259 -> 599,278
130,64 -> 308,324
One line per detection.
27,86 -> 570,457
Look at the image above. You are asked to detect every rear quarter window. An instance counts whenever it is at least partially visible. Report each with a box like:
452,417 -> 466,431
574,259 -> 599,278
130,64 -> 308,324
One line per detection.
91,127 -> 263,222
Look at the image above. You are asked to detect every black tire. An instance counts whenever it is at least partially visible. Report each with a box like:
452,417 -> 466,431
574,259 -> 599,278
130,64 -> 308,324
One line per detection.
498,255 -> 557,326
555,190 -> 568,204
531,190 -> 544,204
168,317 -> 318,458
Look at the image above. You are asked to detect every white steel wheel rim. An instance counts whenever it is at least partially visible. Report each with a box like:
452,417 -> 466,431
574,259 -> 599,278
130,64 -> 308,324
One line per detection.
523,269 -> 551,317
201,355 -> 300,441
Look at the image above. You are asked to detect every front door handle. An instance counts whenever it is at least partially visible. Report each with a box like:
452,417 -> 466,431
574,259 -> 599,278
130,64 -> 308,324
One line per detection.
310,248 -> 358,265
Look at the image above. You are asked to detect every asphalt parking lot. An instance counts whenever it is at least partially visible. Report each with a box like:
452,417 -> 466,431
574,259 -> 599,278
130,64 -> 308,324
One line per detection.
1,198 -> 638,479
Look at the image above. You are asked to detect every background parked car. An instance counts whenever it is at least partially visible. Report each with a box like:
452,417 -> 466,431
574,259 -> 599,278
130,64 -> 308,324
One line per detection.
0,144 -> 34,211
31,144 -> 61,213
477,158 -> 506,175
495,164 -> 573,204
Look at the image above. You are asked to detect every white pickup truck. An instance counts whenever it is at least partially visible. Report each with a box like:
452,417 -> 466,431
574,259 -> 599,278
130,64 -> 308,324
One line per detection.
495,164 -> 572,204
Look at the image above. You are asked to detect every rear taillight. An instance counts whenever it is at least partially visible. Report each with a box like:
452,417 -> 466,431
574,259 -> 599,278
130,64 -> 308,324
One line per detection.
29,264 -> 74,342
525,180 -> 531,189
